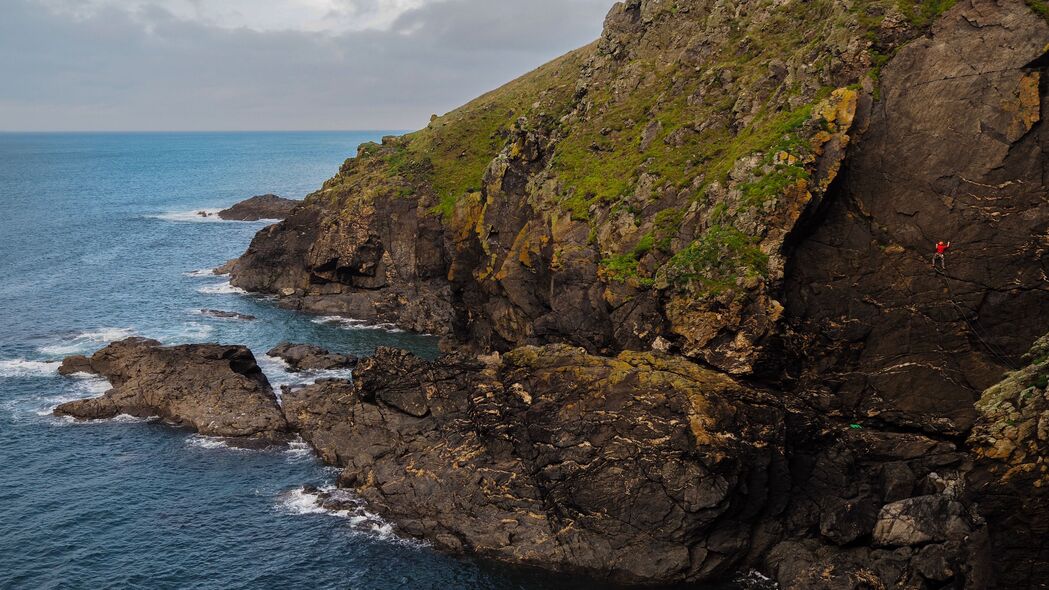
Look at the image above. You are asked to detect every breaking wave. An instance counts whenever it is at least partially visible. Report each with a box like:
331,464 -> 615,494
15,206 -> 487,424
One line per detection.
37,328 -> 135,356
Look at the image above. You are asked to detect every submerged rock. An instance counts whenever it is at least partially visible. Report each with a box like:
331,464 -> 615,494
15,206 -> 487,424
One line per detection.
218,194 -> 300,221
200,309 -> 256,321
266,342 -> 357,372
54,337 -> 287,440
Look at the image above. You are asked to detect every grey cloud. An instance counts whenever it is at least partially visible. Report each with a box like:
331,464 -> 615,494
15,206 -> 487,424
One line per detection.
0,0 -> 615,131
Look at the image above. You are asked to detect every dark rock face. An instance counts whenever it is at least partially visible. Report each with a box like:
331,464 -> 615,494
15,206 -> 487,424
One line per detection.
283,345 -> 786,585
783,0 -> 1049,432
217,194 -> 301,221
229,195 -> 454,335
266,342 -> 357,371
54,337 -> 287,439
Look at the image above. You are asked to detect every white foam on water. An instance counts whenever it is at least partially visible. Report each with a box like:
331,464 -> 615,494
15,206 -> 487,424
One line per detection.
38,327 -> 136,356
277,485 -> 408,544
184,268 -> 219,278
284,437 -> 314,461
0,359 -> 60,378
147,209 -> 282,224
197,281 -> 247,295
310,315 -> 405,333
33,375 -> 113,417
185,434 -> 252,452
147,209 -> 226,223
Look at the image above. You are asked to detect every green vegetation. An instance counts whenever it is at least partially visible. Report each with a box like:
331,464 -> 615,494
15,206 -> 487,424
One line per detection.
738,164 -> 809,208
663,225 -> 769,294
601,234 -> 656,286
895,0 -> 958,27
396,47 -> 589,216
1026,0 -> 1049,22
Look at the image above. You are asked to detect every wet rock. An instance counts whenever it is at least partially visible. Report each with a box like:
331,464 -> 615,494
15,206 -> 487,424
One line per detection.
266,342 -> 357,372
54,337 -> 287,440
283,344 -> 786,585
217,194 -> 301,221
199,309 -> 256,321
57,354 -> 94,375
212,259 -> 237,275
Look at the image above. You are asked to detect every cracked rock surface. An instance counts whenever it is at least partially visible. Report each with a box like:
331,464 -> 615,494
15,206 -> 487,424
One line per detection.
283,345 -> 785,585
55,337 -> 288,440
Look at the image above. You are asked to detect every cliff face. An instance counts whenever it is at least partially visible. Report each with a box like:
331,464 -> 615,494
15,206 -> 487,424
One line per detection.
229,0 -> 1049,586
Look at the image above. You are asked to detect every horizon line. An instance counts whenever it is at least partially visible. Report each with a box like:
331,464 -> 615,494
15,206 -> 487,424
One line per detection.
0,129 -> 411,135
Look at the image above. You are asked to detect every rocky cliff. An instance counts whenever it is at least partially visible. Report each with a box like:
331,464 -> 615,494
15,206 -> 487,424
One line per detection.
227,0 -> 1049,586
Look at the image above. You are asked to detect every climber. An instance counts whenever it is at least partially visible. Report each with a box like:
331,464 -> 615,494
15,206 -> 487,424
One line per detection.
932,240 -> 951,270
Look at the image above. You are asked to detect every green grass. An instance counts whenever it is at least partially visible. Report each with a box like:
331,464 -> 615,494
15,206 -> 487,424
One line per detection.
663,225 -> 769,294
895,0 -> 958,27
1026,0 -> 1049,22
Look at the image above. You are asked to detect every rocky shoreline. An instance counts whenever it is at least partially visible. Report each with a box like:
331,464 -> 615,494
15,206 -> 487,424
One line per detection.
51,0 -> 1049,587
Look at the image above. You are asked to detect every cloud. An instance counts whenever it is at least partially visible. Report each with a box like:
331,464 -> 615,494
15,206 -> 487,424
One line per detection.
0,0 -> 614,131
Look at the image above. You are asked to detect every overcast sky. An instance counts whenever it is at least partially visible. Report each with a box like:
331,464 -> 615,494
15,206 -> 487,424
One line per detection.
0,0 -> 614,132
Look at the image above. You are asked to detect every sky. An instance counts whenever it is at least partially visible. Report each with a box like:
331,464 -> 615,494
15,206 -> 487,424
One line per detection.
0,0 -> 616,131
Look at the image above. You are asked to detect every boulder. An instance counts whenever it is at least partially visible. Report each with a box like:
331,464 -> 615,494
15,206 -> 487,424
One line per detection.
54,337 -> 287,440
217,194 -> 300,221
282,344 -> 786,585
266,342 -> 357,372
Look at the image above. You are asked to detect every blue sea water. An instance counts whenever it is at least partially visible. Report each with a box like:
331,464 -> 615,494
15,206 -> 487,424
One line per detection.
0,132 -> 618,590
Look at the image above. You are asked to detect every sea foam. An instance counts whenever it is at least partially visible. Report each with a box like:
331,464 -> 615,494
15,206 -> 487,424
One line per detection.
197,281 -> 247,295
37,328 -> 135,356
278,485 -> 407,544
0,359 -> 60,378
310,315 -> 405,333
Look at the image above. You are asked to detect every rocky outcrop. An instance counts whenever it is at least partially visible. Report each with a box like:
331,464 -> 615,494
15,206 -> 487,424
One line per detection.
54,337 -> 287,440
266,342 -> 357,371
218,194 -> 300,221
283,345 -> 786,585
968,333 -> 1049,587
202,0 -> 1049,585
784,0 -> 1049,433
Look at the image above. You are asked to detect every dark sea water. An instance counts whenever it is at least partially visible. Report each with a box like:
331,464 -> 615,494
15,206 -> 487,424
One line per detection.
0,132 -> 633,590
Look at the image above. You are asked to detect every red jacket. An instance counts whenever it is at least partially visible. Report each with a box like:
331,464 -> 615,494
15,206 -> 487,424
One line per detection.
936,242 -> 950,254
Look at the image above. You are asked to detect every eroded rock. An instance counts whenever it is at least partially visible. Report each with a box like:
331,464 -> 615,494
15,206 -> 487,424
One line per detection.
266,342 -> 357,372
217,194 -> 301,221
54,337 -> 287,440
282,344 -> 786,585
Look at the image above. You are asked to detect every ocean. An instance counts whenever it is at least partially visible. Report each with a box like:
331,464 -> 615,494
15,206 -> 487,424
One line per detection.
0,131 -> 607,590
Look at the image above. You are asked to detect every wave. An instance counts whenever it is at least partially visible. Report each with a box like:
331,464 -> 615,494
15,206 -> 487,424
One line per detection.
147,209 -> 280,224
310,315 -> 405,333
277,486 -> 409,544
257,355 -> 353,396
196,281 -> 247,295
183,268 -> 219,278
160,322 -> 214,342
184,434 -> 253,452
284,437 -> 315,461
0,358 -> 60,378
32,375 -> 113,417
37,327 -> 135,356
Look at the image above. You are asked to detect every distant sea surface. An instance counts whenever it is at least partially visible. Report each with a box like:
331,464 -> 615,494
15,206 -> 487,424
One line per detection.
0,131 -> 648,590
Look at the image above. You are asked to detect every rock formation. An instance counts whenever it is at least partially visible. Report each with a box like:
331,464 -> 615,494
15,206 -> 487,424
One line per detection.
266,342 -> 357,371
57,0 -> 1049,586
200,309 -> 256,321
283,345 -> 786,584
55,337 -> 287,440
218,194 -> 301,221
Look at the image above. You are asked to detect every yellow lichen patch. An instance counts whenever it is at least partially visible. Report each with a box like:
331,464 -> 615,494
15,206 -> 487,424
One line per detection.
819,87 -> 859,133
1005,71 -> 1042,141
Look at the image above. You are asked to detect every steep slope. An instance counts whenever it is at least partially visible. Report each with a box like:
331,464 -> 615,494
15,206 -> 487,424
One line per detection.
227,0 -> 1049,586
